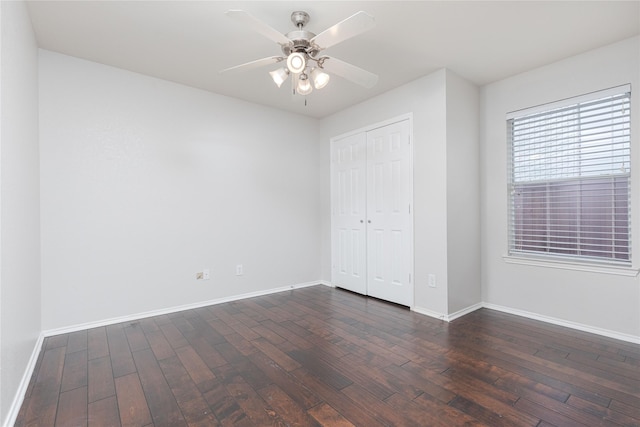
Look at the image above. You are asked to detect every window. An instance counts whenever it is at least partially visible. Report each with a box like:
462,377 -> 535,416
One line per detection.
507,85 -> 631,265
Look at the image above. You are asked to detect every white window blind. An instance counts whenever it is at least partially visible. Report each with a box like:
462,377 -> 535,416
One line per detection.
507,85 -> 631,264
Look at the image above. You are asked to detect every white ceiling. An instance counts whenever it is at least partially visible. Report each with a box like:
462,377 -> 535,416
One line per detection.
26,1 -> 640,118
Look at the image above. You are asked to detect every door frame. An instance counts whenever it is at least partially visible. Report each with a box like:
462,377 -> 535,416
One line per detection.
330,113 -> 414,308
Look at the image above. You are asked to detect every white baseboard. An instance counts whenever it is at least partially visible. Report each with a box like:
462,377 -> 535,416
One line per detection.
317,280 -> 335,288
412,306 -> 446,320
44,284 -> 639,345
483,302 -> 640,345
411,301 -> 639,344
43,280 -> 324,337
448,303 -> 484,321
3,332 -> 45,427
412,302 -> 483,322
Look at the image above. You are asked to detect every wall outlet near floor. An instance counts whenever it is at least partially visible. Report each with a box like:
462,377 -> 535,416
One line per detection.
428,274 -> 436,288
236,264 -> 243,276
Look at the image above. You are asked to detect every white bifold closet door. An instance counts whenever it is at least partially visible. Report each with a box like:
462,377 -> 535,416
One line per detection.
331,119 -> 413,307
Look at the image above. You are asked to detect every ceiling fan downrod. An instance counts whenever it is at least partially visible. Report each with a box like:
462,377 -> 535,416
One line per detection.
290,11 -> 310,29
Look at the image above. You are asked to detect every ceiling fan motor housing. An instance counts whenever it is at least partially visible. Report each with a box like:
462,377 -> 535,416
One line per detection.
283,30 -> 317,55
282,12 -> 319,57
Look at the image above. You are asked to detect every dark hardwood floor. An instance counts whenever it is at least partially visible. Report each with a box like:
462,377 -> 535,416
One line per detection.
15,285 -> 640,426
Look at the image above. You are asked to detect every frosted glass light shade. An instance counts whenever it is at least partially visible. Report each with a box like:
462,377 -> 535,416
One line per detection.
297,75 -> 313,95
269,67 -> 289,87
311,68 -> 330,89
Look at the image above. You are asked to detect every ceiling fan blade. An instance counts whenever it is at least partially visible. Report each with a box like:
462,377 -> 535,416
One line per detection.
225,10 -> 291,46
220,56 -> 284,74
321,57 -> 378,88
311,11 -> 375,50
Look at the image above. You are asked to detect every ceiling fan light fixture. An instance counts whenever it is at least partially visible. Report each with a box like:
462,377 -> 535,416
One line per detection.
297,74 -> 313,95
223,10 -> 378,100
269,67 -> 289,87
287,52 -> 306,74
311,67 -> 330,89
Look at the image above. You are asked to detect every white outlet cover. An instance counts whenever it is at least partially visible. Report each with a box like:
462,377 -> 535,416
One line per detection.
203,268 -> 210,280
428,274 -> 436,288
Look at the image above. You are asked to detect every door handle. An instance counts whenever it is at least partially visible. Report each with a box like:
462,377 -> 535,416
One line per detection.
360,220 -> 364,223
368,220 -> 371,224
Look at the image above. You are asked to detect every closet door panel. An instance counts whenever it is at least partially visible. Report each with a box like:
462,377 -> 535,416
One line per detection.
366,120 -> 412,306
331,133 -> 367,295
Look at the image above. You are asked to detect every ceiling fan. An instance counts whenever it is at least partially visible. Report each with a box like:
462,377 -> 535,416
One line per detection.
220,10 -> 378,96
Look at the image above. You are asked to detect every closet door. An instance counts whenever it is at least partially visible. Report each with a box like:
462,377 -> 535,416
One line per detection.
366,120 -> 412,306
331,118 -> 413,307
331,132 -> 367,295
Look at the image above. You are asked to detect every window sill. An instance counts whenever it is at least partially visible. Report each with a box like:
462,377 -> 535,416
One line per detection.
502,254 -> 639,277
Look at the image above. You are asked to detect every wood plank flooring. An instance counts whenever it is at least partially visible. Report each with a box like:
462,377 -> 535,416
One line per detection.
15,285 -> 640,426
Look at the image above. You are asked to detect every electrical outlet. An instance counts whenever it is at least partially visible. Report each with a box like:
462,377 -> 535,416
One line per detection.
428,274 -> 436,288
203,268 -> 210,280
236,264 -> 243,276
196,272 -> 204,280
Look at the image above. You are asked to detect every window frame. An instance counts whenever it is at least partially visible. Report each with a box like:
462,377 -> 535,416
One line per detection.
505,85 -> 634,273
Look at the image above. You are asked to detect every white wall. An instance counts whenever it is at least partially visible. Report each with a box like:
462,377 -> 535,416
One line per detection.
445,70 -> 481,314
40,51 -> 322,331
320,69 -> 453,315
0,1 -> 40,425
481,36 -> 640,339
